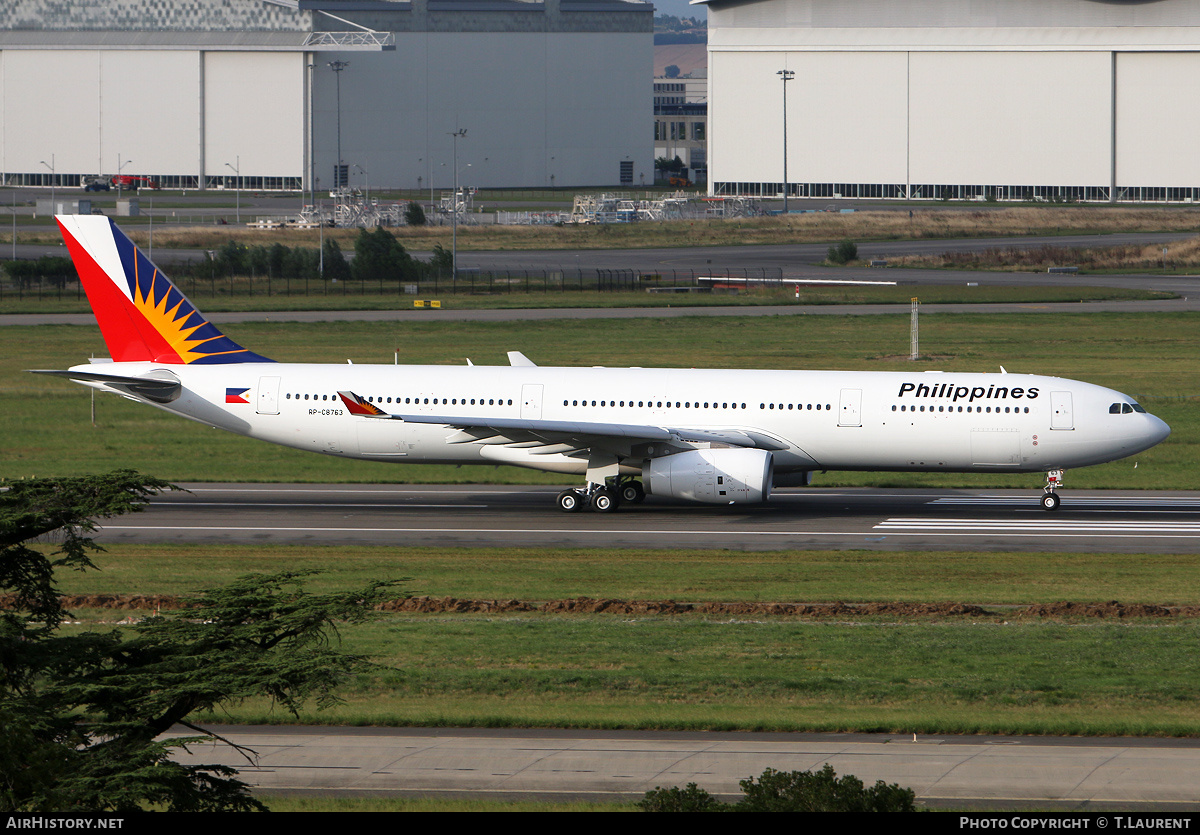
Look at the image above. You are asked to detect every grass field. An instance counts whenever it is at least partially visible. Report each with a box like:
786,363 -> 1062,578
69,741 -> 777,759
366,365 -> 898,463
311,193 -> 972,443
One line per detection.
52,543 -> 1200,604
55,544 -> 1200,736
889,237 -> 1200,273
0,283 -> 1172,315
2,311 -> 1195,486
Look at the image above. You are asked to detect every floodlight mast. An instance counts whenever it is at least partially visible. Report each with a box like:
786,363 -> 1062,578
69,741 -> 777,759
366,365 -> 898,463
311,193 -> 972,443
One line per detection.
777,69 -> 794,215
449,128 -> 467,279
328,60 -> 350,190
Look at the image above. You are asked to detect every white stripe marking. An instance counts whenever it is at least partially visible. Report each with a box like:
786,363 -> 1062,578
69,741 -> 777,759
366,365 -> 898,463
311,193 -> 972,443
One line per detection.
100,524 -> 1200,540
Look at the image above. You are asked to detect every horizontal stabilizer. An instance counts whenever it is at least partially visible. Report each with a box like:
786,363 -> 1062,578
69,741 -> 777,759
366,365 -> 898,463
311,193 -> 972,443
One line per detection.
31,369 -> 181,403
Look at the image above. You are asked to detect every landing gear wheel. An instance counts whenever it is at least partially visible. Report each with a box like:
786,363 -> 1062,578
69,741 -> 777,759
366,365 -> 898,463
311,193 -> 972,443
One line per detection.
557,489 -> 586,513
590,488 -> 618,513
619,481 -> 645,504
1041,492 -> 1061,512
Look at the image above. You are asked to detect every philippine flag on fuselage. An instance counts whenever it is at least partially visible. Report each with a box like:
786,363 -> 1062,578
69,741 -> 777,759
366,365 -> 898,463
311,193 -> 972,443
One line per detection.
226,387 -> 251,404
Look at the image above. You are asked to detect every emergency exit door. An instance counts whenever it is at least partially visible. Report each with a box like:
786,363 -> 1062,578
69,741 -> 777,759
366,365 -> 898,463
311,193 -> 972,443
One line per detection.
839,388 -> 862,427
1050,391 -> 1073,430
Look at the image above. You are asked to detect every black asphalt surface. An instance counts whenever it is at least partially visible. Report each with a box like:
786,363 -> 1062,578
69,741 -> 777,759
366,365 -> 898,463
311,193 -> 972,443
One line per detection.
99,484 -> 1200,554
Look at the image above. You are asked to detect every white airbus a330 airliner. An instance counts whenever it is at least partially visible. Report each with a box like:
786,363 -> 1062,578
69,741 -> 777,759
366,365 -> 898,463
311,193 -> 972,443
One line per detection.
37,214 -> 1169,513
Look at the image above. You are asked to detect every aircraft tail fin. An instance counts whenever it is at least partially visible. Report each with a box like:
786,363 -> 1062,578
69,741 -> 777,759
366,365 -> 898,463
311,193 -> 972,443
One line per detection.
55,214 -> 272,364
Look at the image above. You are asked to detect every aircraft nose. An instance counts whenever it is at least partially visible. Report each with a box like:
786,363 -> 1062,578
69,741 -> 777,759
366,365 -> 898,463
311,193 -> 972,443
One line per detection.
1147,414 -> 1171,446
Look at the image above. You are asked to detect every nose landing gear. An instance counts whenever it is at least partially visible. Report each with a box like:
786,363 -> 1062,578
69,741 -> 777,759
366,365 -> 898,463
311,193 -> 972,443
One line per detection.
1041,469 -> 1064,511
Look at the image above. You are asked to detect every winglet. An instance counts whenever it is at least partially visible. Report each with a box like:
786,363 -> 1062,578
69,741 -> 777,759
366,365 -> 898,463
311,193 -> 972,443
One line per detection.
337,391 -> 391,417
55,214 -> 272,365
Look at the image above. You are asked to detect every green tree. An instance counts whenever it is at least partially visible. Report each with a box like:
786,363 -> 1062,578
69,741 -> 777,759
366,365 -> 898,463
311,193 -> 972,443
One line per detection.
0,471 -> 402,812
655,156 -> 686,176
428,243 -> 453,277
322,237 -> 351,282
404,201 -> 427,226
266,242 -> 288,278
351,226 -> 415,284
215,240 -> 246,276
284,245 -> 320,281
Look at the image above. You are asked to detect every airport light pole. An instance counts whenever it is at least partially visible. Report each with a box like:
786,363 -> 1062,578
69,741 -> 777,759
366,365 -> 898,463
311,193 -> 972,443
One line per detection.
225,156 -> 240,223
449,128 -> 467,279
328,60 -> 350,190
40,155 -> 55,209
353,163 -> 369,204
777,69 -> 794,215
117,155 -> 132,198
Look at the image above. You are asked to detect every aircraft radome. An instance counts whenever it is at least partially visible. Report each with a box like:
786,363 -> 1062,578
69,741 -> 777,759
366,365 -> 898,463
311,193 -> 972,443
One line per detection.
35,214 -> 1170,513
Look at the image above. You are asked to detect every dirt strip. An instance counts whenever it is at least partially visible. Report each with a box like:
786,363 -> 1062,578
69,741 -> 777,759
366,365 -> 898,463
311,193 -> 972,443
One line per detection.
27,594 -> 1200,619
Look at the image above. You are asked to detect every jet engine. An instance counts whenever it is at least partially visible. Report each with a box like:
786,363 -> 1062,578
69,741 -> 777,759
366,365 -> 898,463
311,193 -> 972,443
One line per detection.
643,448 -> 773,505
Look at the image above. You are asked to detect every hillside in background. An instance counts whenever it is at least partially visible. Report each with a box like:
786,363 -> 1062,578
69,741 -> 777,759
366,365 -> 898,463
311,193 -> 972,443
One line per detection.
654,13 -> 706,44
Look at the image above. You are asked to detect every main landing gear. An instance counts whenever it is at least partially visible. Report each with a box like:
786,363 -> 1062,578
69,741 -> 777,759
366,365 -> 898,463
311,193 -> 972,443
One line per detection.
557,478 -> 645,513
1041,469 -> 1064,511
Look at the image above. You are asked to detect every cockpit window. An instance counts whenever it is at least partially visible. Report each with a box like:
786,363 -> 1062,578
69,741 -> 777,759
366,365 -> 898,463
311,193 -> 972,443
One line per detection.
1111,402 -> 1147,414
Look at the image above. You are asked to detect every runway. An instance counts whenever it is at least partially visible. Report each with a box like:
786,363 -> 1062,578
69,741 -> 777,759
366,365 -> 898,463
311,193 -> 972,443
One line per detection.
99,483 -> 1200,553
172,725 -> 1200,810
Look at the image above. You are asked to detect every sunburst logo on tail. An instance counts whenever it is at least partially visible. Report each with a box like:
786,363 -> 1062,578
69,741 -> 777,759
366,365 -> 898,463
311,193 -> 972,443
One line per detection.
56,215 -> 272,365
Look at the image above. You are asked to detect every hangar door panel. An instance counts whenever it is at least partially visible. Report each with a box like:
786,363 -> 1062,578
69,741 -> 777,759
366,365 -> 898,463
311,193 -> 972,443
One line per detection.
3,51 -> 101,173
204,52 -> 304,179
909,52 -> 1111,186
1116,52 -> 1200,187
100,51 -> 201,175
708,50 -> 907,186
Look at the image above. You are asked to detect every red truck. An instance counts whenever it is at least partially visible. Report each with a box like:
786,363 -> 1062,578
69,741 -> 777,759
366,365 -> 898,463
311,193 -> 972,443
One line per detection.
110,175 -> 160,190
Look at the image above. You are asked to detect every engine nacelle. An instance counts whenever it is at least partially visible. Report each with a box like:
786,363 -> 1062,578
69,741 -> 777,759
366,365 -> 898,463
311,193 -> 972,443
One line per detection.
643,448 -> 773,505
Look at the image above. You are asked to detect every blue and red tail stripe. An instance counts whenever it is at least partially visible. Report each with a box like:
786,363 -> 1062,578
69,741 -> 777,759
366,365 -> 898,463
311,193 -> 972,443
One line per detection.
57,215 -> 272,365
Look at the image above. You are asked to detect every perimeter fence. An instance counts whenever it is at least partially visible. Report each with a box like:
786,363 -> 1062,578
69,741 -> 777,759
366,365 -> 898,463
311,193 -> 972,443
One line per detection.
0,265 -> 788,302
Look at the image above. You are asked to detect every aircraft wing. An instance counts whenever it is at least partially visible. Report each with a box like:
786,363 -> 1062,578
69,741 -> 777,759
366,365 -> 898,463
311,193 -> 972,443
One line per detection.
337,391 -> 788,456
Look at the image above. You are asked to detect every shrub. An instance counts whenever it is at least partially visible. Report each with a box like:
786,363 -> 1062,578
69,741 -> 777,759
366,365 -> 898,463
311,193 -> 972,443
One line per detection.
827,240 -> 858,264
738,765 -> 916,813
3,256 -> 76,288
639,765 -> 916,813
639,782 -> 726,812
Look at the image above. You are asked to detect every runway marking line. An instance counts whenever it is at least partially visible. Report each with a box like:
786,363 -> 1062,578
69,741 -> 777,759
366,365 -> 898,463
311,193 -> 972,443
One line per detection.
153,502 -> 489,509
100,524 -> 1200,540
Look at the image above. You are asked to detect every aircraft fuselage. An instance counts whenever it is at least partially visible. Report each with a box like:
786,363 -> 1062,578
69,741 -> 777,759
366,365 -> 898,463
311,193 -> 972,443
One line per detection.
72,361 -> 1169,477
